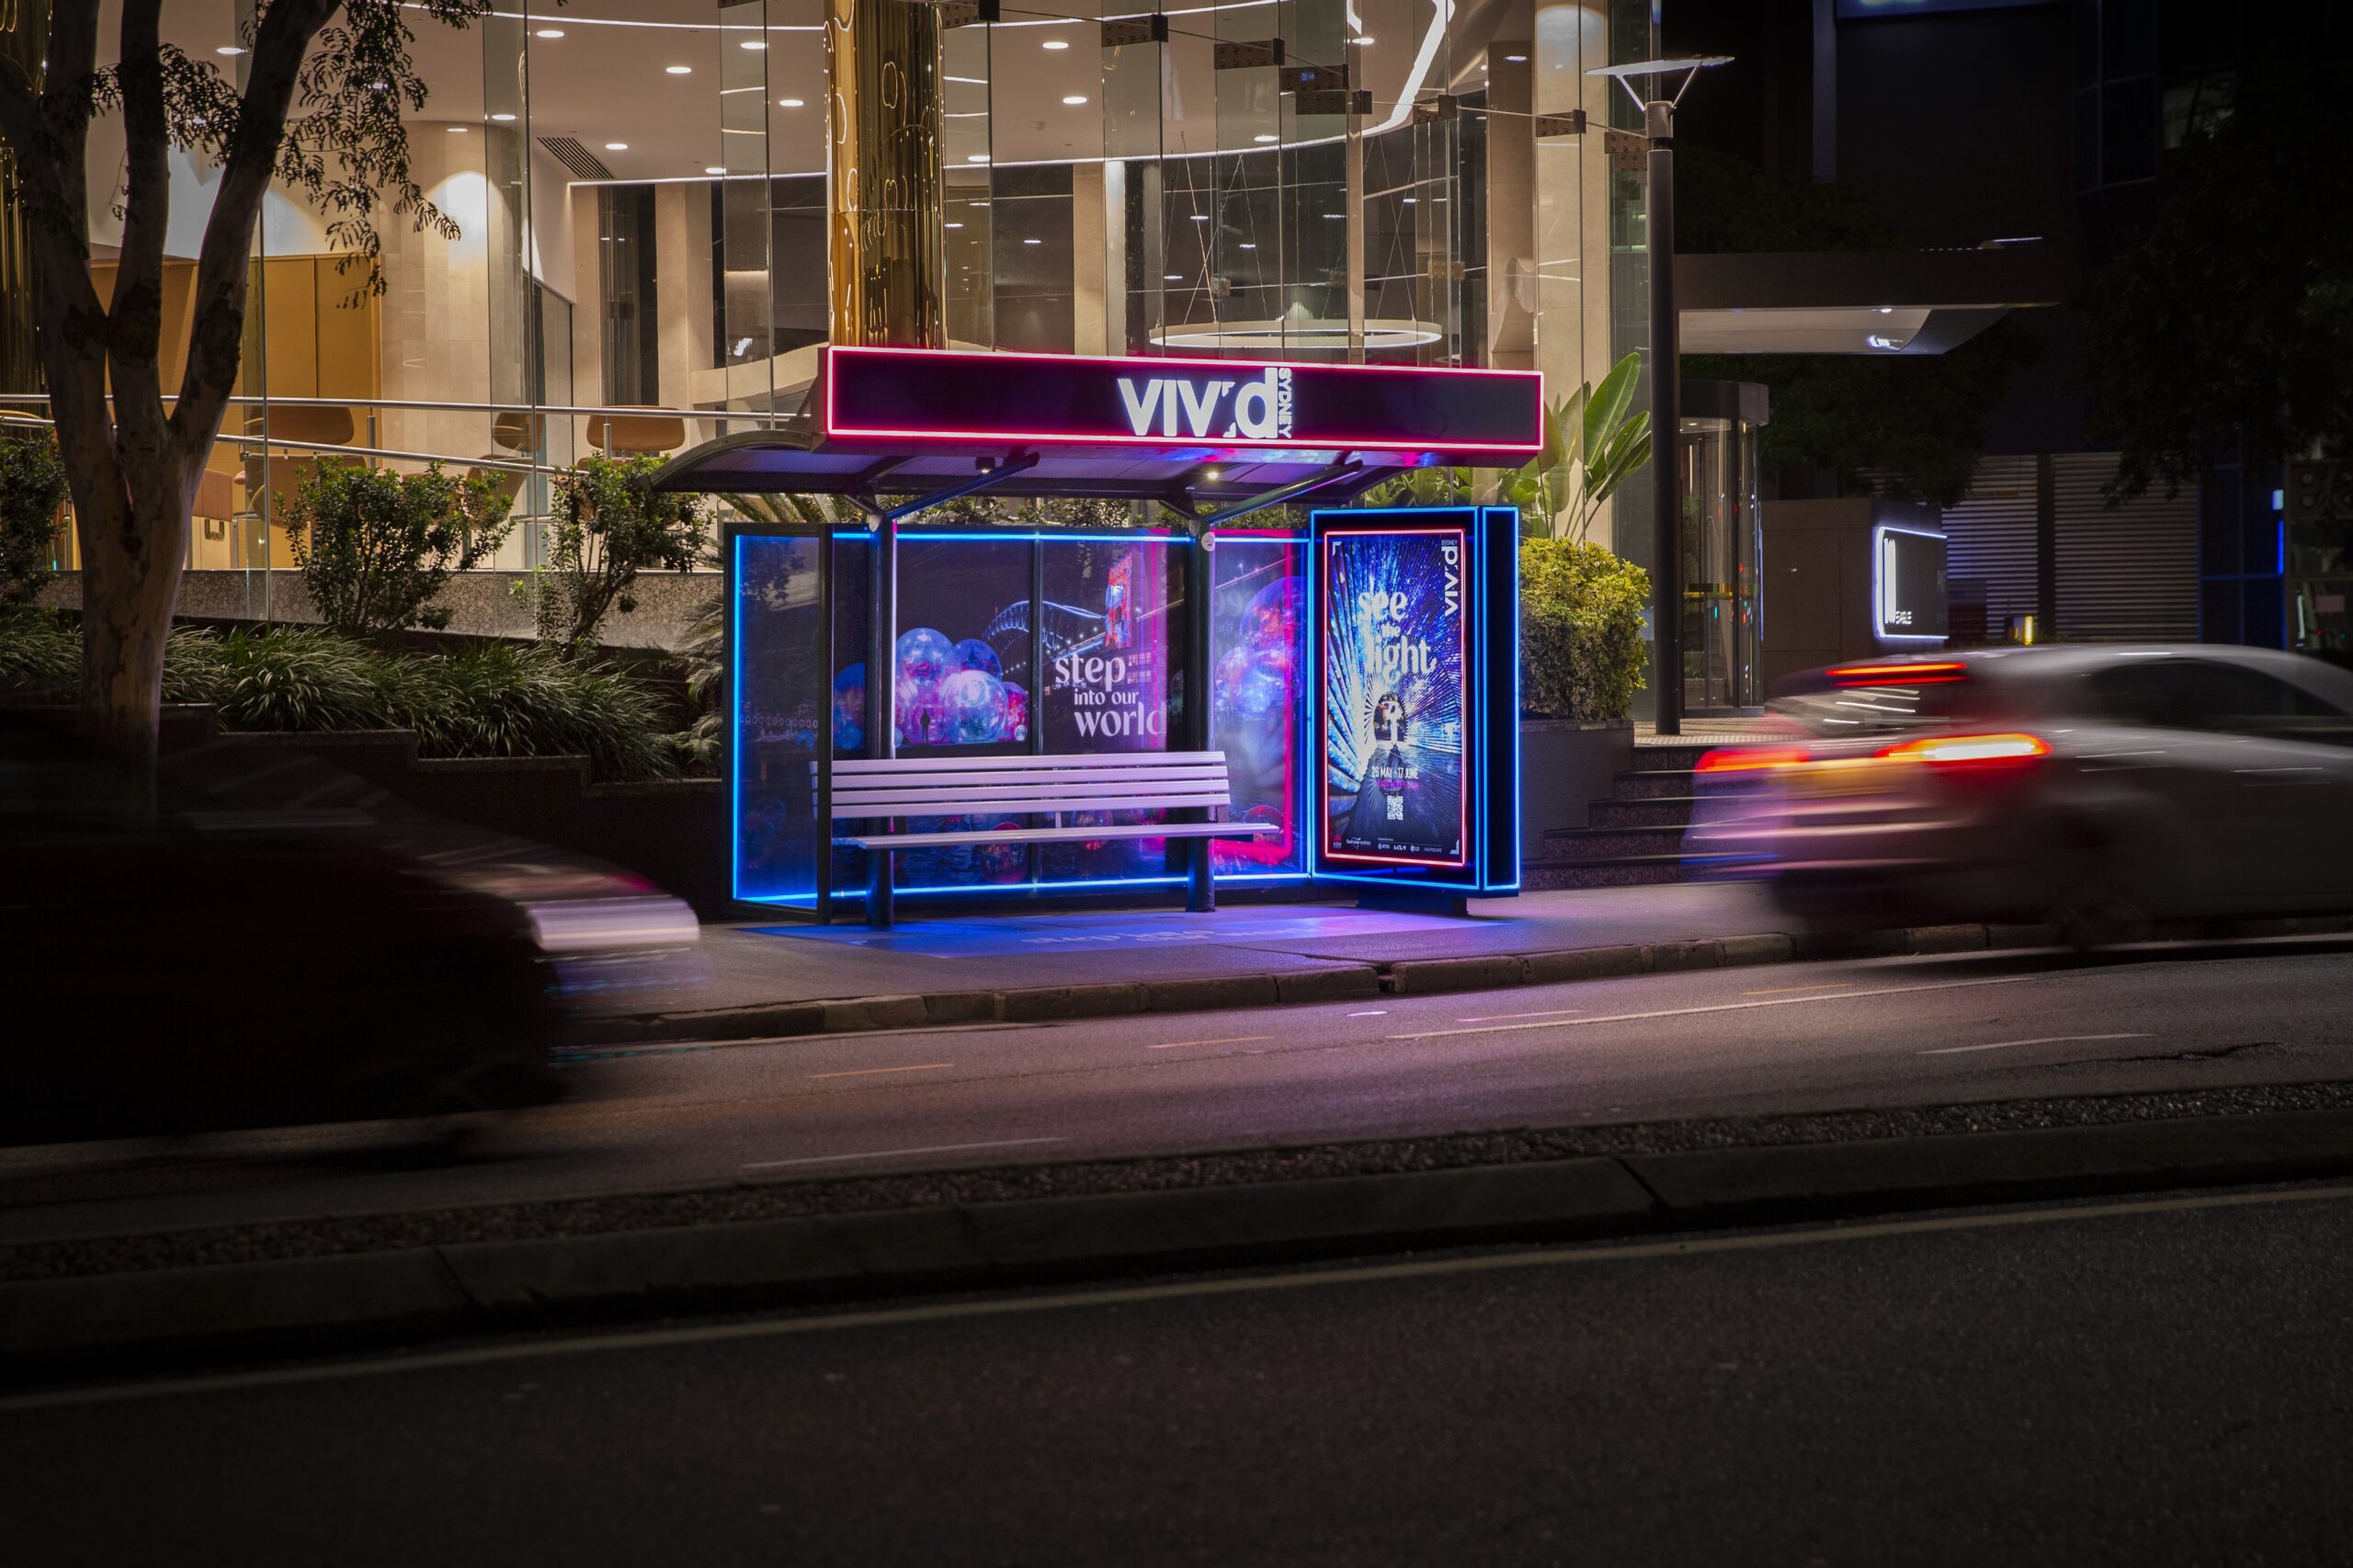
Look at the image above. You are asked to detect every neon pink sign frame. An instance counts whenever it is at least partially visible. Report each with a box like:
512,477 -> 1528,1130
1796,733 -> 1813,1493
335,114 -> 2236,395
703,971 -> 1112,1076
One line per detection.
820,346 -> 1545,457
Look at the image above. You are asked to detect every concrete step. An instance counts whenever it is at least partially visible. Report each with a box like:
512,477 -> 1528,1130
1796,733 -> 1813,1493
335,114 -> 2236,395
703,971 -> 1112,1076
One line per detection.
1541,824 -> 1691,861
1588,795 -> 1704,830
1520,855 -> 1694,890
1631,742 -> 1740,773
1613,767 -> 1703,801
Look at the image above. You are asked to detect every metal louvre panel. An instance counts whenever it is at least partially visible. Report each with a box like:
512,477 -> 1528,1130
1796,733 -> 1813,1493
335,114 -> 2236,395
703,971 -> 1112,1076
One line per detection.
2052,452 -> 2199,642
1940,455 -> 2041,631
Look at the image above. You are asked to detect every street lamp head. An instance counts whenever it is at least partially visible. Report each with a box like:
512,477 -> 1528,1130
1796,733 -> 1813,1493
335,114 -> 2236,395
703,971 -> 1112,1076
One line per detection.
1587,55 -> 1733,113
1586,56 -> 1734,80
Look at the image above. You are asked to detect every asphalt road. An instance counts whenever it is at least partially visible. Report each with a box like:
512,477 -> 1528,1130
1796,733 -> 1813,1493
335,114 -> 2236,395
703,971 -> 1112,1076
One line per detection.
10,1181 -> 2353,1566
7,937 -> 2353,1241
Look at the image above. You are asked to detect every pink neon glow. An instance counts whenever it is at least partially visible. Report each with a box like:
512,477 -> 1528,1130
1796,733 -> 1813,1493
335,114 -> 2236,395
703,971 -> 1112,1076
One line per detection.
1317,524 -> 1473,871
820,347 -> 1544,456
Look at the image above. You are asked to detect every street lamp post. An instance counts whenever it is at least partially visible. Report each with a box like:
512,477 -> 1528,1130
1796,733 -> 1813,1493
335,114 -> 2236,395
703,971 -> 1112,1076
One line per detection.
1589,57 -> 1730,738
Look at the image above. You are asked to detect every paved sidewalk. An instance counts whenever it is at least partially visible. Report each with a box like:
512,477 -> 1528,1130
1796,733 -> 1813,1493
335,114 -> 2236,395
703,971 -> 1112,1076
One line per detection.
597,881 -> 2076,1043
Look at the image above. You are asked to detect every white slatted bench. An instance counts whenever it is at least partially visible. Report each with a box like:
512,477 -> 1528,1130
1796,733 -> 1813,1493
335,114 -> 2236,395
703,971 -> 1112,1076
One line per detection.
833,751 -> 1278,927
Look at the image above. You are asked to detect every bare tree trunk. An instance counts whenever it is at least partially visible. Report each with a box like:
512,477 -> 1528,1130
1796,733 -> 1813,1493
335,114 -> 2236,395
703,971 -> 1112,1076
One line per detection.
74,446 -> 198,771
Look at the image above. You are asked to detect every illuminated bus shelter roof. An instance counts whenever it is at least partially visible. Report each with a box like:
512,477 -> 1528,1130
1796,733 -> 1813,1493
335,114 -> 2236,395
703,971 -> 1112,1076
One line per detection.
653,347 -> 1543,528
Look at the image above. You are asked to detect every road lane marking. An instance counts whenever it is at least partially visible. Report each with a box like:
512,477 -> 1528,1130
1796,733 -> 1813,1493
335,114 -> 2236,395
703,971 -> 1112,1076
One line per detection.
1456,1008 -> 1585,1023
1145,1035 -> 1270,1051
34,1181 -> 2353,1410
1387,971 -> 2050,1041
808,1063 -> 955,1080
1347,1010 -> 1389,1017
1920,1032 -> 2152,1057
1743,982 -> 1857,996
740,1137 -> 1064,1172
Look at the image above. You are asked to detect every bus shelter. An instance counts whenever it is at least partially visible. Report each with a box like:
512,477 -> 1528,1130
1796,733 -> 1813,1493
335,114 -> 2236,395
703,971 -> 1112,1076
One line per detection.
653,346 -> 1539,922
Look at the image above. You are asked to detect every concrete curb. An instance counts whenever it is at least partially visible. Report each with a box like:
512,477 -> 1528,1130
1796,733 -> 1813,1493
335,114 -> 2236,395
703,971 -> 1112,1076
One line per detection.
588,914 -> 2353,1048
13,1108 -> 2353,1385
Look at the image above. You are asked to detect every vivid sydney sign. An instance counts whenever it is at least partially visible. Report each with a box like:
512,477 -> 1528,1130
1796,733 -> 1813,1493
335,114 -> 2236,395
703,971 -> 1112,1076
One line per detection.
820,347 -> 1542,458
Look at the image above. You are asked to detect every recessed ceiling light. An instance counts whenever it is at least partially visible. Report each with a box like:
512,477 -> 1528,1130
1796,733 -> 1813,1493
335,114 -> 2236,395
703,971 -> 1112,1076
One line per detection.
448,126 -> 470,134
967,153 -> 990,163
1252,133 -> 1277,143
1063,95 -> 1088,106
1165,274 -> 1183,281
214,44 -> 246,57
1323,212 -> 1344,219
741,40 -> 767,51
534,28 -> 564,40
1401,196 -> 1416,204
1189,213 -> 1210,222
1350,36 -> 1373,45
665,65 -> 692,75
705,165 -> 726,175
945,222 -> 964,229
1041,39 -> 1070,51
1023,237 -> 1042,244
489,112 -> 517,122
777,97 -> 805,108
1237,242 -> 1256,249
606,142 -> 629,151
1505,53 -> 1527,62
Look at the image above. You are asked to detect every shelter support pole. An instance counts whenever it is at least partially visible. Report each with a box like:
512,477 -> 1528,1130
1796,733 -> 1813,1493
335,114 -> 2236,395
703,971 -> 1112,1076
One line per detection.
1187,526 -> 1216,913
867,517 -> 896,928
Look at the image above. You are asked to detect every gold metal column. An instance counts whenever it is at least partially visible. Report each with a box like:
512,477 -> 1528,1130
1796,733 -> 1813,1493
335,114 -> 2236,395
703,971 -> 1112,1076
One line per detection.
826,0 -> 947,347
0,0 -> 48,392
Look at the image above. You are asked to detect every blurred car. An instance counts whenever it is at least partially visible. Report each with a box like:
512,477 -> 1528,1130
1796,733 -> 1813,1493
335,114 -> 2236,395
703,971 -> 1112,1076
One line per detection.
0,713 -> 700,1145
1686,645 -> 2353,944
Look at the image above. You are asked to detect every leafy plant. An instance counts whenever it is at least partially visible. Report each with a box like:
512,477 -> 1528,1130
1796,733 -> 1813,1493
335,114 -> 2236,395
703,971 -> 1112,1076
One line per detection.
0,608 -> 78,693
0,430 -> 68,611
201,627 -> 396,733
1358,353 -> 1651,543
280,460 -> 515,634
520,456 -> 708,655
1519,539 -> 1651,722
395,642 -> 678,781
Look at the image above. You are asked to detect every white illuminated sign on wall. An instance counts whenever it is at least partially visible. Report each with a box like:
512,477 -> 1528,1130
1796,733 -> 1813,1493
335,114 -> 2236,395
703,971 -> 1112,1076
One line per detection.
1875,524 -> 1949,644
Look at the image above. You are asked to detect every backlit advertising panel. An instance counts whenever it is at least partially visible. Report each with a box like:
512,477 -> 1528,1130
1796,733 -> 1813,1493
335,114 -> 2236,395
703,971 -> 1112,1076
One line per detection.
1320,523 -> 1471,868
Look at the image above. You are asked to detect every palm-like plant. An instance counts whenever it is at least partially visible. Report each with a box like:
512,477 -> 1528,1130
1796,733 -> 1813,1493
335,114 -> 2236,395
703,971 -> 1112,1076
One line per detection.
1359,353 -> 1652,542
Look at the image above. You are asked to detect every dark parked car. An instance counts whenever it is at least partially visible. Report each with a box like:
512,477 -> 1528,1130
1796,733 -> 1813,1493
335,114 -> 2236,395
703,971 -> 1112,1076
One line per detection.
0,714 -> 699,1144
1687,645 -> 2353,944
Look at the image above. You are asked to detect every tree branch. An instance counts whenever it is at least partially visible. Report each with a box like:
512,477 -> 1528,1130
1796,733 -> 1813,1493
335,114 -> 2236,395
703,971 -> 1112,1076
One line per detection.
109,0 -> 171,461
171,0 -> 342,452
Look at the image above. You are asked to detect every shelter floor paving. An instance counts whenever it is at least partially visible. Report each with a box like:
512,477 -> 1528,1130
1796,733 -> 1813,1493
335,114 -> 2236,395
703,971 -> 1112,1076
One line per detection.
647,881 -> 1791,1015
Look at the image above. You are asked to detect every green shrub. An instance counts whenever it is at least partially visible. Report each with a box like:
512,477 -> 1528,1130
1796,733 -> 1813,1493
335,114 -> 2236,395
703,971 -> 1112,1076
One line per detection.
395,642 -> 678,782
1520,539 -> 1650,722
0,608 -> 77,693
520,456 -> 707,655
280,460 -> 515,634
204,627 -> 395,733
0,430 -> 68,610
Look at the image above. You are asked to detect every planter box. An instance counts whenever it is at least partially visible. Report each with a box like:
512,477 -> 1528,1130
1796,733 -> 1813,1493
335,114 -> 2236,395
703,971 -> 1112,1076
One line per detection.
1518,718 -> 1635,853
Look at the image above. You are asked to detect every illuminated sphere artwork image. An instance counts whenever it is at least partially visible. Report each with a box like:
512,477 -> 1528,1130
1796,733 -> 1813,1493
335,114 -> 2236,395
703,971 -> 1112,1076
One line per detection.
1003,680 -> 1029,742
954,638 -> 1003,678
936,667 -> 1015,744
1214,576 -> 1301,720
832,663 -> 867,752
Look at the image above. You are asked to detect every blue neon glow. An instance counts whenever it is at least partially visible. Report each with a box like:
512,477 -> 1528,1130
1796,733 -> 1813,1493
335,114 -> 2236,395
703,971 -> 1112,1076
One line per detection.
903,531 -> 1194,545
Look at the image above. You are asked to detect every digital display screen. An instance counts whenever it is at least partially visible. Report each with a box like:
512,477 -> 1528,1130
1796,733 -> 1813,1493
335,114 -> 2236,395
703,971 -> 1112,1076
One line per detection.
1320,525 -> 1471,868
1877,525 -> 1949,641
823,347 -> 1543,457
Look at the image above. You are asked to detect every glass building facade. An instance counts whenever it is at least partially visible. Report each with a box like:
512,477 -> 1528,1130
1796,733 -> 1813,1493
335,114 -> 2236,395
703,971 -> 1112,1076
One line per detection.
7,0 -> 1662,602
